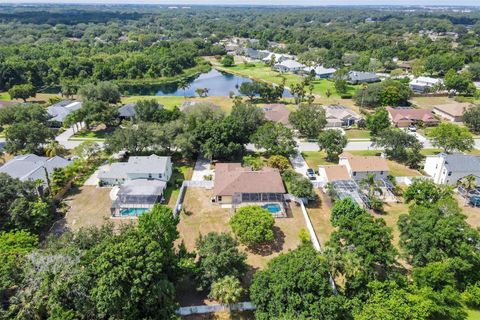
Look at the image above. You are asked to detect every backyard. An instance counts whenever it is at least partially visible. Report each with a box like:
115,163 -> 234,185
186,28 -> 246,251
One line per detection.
177,187 -> 305,269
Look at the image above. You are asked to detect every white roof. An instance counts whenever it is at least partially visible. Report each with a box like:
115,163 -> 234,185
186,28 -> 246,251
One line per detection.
276,59 -> 305,69
304,65 -> 337,75
117,179 -> 167,196
410,76 -> 443,86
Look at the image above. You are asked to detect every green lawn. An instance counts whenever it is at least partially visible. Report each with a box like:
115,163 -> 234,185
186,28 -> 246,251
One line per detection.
0,92 -> 11,100
164,161 -> 194,207
70,128 -> 115,140
345,129 -> 371,140
302,151 -> 336,168
121,95 -> 235,113
348,150 -> 382,157
214,61 -> 357,99
468,308 -> 480,320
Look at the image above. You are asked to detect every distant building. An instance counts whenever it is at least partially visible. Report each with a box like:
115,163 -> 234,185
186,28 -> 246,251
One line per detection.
98,155 -> 172,186
432,102 -> 473,122
424,153 -> 480,185
409,76 -> 443,93
118,103 -> 138,120
47,100 -> 82,125
303,65 -> 337,79
0,154 -> 70,184
262,53 -> 293,64
346,71 -> 380,84
274,59 -> 305,73
179,101 -> 221,112
262,104 -> 291,126
242,48 -> 270,60
386,107 -> 439,127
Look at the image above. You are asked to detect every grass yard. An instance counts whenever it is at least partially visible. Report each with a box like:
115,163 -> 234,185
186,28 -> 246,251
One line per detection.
344,129 -> 371,140
70,127 -> 115,140
348,150 -> 382,156
455,194 -> 480,230
178,187 -> 304,270
165,161 -> 194,207
306,190 -> 335,245
468,308 -> 480,320
61,186 -> 131,231
0,92 -> 11,100
410,96 -> 453,109
122,95 -> 235,113
302,151 -> 336,168
379,201 -> 409,249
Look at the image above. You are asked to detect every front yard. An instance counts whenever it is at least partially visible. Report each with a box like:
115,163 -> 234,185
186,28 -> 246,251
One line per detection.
177,187 -> 304,269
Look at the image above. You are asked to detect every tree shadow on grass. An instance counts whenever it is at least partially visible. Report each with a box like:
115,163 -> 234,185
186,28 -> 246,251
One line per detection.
247,226 -> 285,256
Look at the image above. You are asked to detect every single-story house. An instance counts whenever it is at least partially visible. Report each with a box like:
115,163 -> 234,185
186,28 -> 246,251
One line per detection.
317,165 -> 350,186
339,152 -> 389,181
262,104 -> 291,126
47,100 -> 82,125
179,101 -> 221,112
98,155 -> 172,186
303,65 -> 337,79
0,154 -> 70,184
409,76 -> 443,93
386,107 -> 439,127
324,105 -> 361,127
432,102 -> 473,122
347,71 -> 380,84
262,53 -> 293,64
111,179 -> 167,217
424,153 -> 480,185
242,48 -> 270,60
213,163 -> 286,209
274,59 -> 306,73
118,102 -> 164,120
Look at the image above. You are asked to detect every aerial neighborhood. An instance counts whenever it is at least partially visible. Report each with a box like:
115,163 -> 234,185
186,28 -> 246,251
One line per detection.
1,4 -> 480,320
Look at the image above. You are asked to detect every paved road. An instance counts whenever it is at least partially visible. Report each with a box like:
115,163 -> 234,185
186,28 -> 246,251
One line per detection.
55,127 -> 105,150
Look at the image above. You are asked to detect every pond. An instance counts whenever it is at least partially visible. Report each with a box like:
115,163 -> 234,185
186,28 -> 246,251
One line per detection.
121,69 -> 292,97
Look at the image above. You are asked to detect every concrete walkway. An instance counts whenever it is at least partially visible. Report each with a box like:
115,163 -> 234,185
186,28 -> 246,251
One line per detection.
83,164 -> 110,186
191,156 -> 213,181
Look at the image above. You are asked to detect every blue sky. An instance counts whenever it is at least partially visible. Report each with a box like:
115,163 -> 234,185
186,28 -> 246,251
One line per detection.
2,0 -> 480,6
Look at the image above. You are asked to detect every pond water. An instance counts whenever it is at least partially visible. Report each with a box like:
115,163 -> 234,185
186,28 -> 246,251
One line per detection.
121,69 -> 291,97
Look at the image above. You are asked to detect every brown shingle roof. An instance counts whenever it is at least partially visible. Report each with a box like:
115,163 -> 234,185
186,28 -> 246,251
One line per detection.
432,102 -> 473,117
387,107 -> 438,125
213,163 -> 286,196
320,165 -> 350,182
262,104 -> 291,125
340,153 -> 389,172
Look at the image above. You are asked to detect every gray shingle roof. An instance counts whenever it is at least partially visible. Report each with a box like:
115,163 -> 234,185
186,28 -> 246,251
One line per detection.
0,154 -> 70,183
117,179 -> 166,196
443,154 -> 480,172
98,155 -> 170,180
118,103 -> 137,118
47,101 -> 82,122
347,71 -> 379,83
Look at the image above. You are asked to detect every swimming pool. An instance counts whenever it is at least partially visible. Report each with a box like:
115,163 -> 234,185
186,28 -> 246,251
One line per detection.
262,203 -> 282,214
120,208 -> 149,217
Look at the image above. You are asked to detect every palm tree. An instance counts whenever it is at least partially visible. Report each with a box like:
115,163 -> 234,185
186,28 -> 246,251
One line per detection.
45,140 -> 65,157
177,79 -> 190,99
458,175 -> 478,205
208,276 -> 243,307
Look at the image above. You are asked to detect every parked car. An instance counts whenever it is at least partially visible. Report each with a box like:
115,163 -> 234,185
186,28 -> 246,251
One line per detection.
306,168 -> 316,180
407,125 -> 417,132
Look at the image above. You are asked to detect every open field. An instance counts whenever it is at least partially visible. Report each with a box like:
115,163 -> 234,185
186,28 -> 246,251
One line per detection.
122,95 -> 235,113
410,96 -> 453,109
0,92 -> 11,100
178,187 -> 304,270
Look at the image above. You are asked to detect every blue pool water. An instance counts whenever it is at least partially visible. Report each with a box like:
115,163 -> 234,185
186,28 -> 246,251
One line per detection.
120,208 -> 149,217
262,203 -> 282,214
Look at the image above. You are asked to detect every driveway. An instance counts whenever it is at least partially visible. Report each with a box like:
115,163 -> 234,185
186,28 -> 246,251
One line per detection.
55,126 -> 105,150
83,164 -> 110,186
289,153 -> 310,177
191,156 -> 213,181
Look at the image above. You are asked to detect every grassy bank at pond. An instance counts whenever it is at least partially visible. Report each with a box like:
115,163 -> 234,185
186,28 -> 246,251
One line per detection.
206,57 -> 358,99
122,95 -> 235,113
